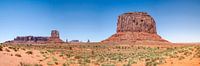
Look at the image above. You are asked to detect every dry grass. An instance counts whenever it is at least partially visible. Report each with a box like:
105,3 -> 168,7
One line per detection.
1,43 -> 200,66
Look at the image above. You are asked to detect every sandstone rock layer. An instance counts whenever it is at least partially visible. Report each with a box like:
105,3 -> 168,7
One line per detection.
102,12 -> 168,43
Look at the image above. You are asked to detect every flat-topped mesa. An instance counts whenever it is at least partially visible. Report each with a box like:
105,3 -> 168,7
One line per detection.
102,12 -> 169,43
117,12 -> 157,34
4,30 -> 64,44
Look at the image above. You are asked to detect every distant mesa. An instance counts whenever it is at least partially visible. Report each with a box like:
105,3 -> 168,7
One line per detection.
102,12 -> 169,43
70,40 -> 80,43
4,30 -> 63,44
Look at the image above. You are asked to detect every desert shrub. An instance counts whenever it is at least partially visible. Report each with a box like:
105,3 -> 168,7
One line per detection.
177,50 -> 184,53
19,62 -> 31,66
39,59 -> 43,62
178,56 -> 185,60
21,48 -> 26,51
78,59 -> 83,64
194,52 -> 200,58
69,47 -> 72,50
96,56 -> 105,63
8,46 -> 18,52
145,61 -> 158,66
40,51 -> 47,54
169,55 -> 178,58
15,54 -> 22,57
124,59 -> 136,66
26,51 -> 33,55
34,64 -> 42,66
156,47 -> 160,50
59,54 -> 64,57
47,50 -> 54,53
0,45 -> 3,51
110,54 -> 121,61
91,50 -> 95,55
123,64 -> 131,66
47,61 -> 54,66
78,55 -> 90,65
5,48 -> 10,52
101,64 -> 115,66
74,55 -> 81,59
158,59 -> 166,64
66,54 -> 72,58
55,62 -> 58,65
84,58 -> 91,63
193,47 -> 200,58
145,59 -> 151,62
52,57 -> 58,61
63,63 -> 66,66
8,46 -> 13,49
183,51 -> 192,56
145,58 -> 163,66
128,59 -> 137,64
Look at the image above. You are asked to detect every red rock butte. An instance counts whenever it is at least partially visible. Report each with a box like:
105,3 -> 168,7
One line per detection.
102,12 -> 169,43
48,30 -> 63,43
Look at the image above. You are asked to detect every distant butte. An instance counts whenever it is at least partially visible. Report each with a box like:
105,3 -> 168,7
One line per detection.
102,12 -> 169,43
4,30 -> 63,44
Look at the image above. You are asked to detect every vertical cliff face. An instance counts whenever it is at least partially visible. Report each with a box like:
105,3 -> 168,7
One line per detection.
102,12 -> 168,43
51,30 -> 60,38
117,12 -> 157,34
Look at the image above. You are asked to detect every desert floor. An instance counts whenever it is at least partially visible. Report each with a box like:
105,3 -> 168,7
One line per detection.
0,42 -> 200,66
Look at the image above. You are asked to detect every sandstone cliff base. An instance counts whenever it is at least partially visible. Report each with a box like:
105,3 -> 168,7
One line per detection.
102,32 -> 168,43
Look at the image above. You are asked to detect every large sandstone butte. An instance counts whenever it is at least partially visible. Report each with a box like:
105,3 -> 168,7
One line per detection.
102,12 -> 168,43
48,30 -> 63,43
4,30 -> 63,44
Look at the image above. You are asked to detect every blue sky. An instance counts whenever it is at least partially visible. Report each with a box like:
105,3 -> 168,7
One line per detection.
0,0 -> 200,43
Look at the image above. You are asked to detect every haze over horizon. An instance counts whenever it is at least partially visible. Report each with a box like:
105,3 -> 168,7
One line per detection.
0,0 -> 200,43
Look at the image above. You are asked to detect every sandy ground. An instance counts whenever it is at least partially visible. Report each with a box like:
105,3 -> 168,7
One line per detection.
0,47 -> 41,66
0,43 -> 200,66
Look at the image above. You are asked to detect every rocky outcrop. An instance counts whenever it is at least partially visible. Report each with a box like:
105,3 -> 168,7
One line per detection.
5,30 -> 63,44
102,12 -> 168,43
48,30 -> 63,43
